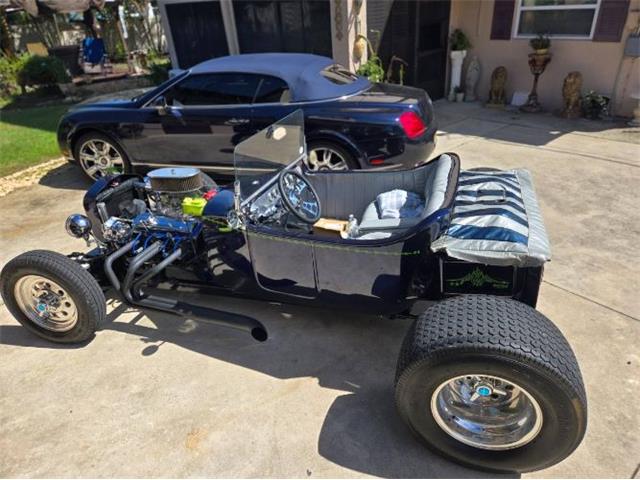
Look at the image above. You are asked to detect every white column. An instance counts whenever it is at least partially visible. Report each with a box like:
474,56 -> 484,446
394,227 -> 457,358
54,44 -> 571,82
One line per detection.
448,50 -> 467,101
331,0 -> 367,71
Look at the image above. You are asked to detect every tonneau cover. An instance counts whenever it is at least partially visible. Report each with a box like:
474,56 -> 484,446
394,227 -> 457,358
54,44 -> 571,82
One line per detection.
431,169 -> 551,267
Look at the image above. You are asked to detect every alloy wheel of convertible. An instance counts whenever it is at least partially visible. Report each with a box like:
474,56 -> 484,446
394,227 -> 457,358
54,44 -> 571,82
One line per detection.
75,133 -> 128,180
306,144 -> 351,171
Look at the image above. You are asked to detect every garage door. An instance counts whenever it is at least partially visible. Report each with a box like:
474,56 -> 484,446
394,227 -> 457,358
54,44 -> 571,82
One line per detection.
232,0 -> 332,57
166,1 -> 229,68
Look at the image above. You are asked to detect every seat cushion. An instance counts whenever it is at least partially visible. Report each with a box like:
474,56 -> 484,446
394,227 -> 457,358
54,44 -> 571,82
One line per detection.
359,199 -> 422,232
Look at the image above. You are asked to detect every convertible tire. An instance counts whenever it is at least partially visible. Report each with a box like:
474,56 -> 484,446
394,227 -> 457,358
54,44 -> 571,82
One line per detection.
73,132 -> 131,181
395,295 -> 587,473
0,250 -> 106,343
306,141 -> 357,171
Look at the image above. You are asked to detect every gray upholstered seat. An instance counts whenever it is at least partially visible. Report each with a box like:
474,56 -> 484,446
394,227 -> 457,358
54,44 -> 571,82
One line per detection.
357,154 -> 454,234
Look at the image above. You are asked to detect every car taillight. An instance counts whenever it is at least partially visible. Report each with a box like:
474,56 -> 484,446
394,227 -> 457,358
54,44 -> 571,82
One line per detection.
399,111 -> 426,140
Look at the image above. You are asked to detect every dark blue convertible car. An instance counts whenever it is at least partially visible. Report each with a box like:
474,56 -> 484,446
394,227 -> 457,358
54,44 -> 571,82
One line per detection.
58,53 -> 437,180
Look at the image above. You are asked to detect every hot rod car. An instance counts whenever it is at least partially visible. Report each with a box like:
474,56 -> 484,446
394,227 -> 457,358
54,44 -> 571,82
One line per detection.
0,111 -> 586,473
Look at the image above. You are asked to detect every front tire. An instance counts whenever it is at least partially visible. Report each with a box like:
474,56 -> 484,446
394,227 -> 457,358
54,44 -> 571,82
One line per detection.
73,132 -> 131,181
0,251 -> 106,343
395,295 -> 587,473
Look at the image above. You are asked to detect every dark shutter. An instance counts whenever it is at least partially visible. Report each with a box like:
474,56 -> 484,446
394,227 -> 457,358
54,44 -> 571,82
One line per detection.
593,0 -> 630,42
490,0 -> 516,40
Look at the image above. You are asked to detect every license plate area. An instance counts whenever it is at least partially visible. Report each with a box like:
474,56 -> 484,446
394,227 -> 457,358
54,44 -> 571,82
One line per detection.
440,259 -> 516,295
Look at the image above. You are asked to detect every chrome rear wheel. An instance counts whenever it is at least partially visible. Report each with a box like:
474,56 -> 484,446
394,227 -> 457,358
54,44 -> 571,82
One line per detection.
431,374 -> 543,450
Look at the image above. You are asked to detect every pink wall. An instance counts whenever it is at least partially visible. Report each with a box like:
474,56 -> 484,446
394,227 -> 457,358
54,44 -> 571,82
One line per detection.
449,0 -> 640,117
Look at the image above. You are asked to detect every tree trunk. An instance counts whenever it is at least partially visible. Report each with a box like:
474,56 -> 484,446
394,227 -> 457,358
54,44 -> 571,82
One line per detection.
0,7 -> 16,58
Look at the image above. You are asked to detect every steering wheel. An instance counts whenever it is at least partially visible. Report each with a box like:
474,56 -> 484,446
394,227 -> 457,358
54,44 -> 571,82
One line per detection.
278,170 -> 322,224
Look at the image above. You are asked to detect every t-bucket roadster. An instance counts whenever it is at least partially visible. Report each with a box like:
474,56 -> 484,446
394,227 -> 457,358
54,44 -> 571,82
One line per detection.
1,111 -> 586,473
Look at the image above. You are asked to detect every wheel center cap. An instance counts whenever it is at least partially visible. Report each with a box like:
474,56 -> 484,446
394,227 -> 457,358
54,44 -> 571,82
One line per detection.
99,157 -> 109,166
476,385 -> 493,397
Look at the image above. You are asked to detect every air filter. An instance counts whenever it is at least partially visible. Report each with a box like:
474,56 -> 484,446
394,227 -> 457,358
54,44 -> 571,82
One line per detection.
147,167 -> 204,193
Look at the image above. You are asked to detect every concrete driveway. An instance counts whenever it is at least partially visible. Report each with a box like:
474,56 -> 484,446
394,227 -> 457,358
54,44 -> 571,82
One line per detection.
1,102 -> 639,478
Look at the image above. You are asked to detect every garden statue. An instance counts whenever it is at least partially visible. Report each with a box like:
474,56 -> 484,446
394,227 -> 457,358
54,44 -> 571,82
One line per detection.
560,71 -> 583,119
487,66 -> 508,107
465,56 -> 481,102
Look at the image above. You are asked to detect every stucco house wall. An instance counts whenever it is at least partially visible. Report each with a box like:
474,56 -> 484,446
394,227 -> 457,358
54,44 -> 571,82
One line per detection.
449,0 -> 640,117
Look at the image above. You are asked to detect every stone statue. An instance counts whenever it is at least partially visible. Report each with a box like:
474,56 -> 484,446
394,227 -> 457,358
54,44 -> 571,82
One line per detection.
487,66 -> 508,107
560,71 -> 583,119
465,56 -> 481,102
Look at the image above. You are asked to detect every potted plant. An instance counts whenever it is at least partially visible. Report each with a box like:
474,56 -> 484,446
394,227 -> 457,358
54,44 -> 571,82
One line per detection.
582,90 -> 610,120
450,29 -> 472,52
454,85 -> 465,102
529,34 -> 551,55
448,29 -> 471,101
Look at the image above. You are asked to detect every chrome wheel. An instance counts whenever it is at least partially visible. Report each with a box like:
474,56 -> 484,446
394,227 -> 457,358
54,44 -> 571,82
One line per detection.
306,146 -> 349,171
78,138 -> 125,179
431,374 -> 543,450
14,275 -> 78,332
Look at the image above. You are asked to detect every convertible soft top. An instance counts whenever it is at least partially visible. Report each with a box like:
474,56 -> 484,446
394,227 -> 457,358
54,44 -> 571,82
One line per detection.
189,53 -> 371,102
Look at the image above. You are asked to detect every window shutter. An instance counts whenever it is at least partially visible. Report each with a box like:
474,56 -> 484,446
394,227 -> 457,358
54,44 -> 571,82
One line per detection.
593,0 -> 630,42
490,0 -> 516,40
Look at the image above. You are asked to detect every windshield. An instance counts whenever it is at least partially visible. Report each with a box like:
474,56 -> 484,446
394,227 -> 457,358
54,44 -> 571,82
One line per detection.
234,109 -> 305,202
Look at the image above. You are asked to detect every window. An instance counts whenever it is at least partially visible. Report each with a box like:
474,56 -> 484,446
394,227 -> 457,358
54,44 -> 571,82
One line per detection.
514,0 -> 601,38
164,73 -> 261,106
254,76 -> 290,104
321,64 -> 359,85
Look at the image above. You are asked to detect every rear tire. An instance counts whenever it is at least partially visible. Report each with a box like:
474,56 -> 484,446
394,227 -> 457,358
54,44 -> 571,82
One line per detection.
395,295 -> 587,473
0,250 -> 106,343
306,141 -> 357,171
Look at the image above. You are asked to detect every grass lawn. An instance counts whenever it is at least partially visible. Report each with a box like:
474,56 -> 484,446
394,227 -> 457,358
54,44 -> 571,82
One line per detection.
0,104 -> 70,177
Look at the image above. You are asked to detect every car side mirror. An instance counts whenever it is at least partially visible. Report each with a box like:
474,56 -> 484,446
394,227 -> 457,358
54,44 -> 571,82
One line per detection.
153,95 -> 170,115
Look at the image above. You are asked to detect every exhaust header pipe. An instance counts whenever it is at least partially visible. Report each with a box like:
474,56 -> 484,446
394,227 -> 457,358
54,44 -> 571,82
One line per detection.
104,242 -> 268,342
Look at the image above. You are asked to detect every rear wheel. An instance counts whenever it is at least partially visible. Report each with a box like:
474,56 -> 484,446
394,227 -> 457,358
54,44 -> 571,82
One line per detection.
306,141 -> 356,171
73,132 -> 130,181
395,295 -> 587,473
0,251 -> 106,343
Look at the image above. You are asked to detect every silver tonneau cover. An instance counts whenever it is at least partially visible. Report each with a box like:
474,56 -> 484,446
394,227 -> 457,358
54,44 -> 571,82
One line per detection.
431,169 -> 551,267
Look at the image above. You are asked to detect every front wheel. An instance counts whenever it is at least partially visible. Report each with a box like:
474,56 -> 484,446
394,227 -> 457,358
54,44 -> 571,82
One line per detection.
73,132 -> 131,181
395,295 -> 587,473
0,251 -> 106,343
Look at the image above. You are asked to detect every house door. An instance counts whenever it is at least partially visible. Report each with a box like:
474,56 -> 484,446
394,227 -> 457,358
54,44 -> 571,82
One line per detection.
368,0 -> 450,99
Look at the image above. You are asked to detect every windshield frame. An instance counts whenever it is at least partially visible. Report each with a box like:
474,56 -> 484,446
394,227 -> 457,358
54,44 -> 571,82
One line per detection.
233,109 -> 306,209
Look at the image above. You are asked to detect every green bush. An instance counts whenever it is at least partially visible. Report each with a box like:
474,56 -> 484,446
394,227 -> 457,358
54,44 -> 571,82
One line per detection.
0,54 -> 29,97
17,55 -> 70,87
147,60 -> 171,85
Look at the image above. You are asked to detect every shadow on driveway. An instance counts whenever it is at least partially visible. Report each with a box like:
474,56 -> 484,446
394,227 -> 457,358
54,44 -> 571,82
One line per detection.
1,293 -> 518,479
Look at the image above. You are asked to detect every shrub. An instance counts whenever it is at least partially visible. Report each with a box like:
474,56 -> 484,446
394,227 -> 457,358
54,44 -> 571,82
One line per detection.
17,55 -> 70,88
147,60 -> 171,85
0,54 -> 29,97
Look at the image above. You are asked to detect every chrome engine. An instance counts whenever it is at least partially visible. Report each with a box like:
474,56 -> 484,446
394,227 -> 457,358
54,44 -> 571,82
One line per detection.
146,167 -> 208,217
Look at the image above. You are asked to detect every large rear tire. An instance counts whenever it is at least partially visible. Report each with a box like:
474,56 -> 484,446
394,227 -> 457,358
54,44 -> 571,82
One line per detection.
1,250 -> 105,343
395,295 -> 587,473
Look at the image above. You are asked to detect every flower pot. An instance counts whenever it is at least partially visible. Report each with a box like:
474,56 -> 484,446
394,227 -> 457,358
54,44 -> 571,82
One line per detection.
455,92 -> 464,102
534,48 -> 549,55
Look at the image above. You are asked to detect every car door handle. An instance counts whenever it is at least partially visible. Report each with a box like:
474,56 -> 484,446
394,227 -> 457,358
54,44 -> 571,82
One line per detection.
225,118 -> 250,126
